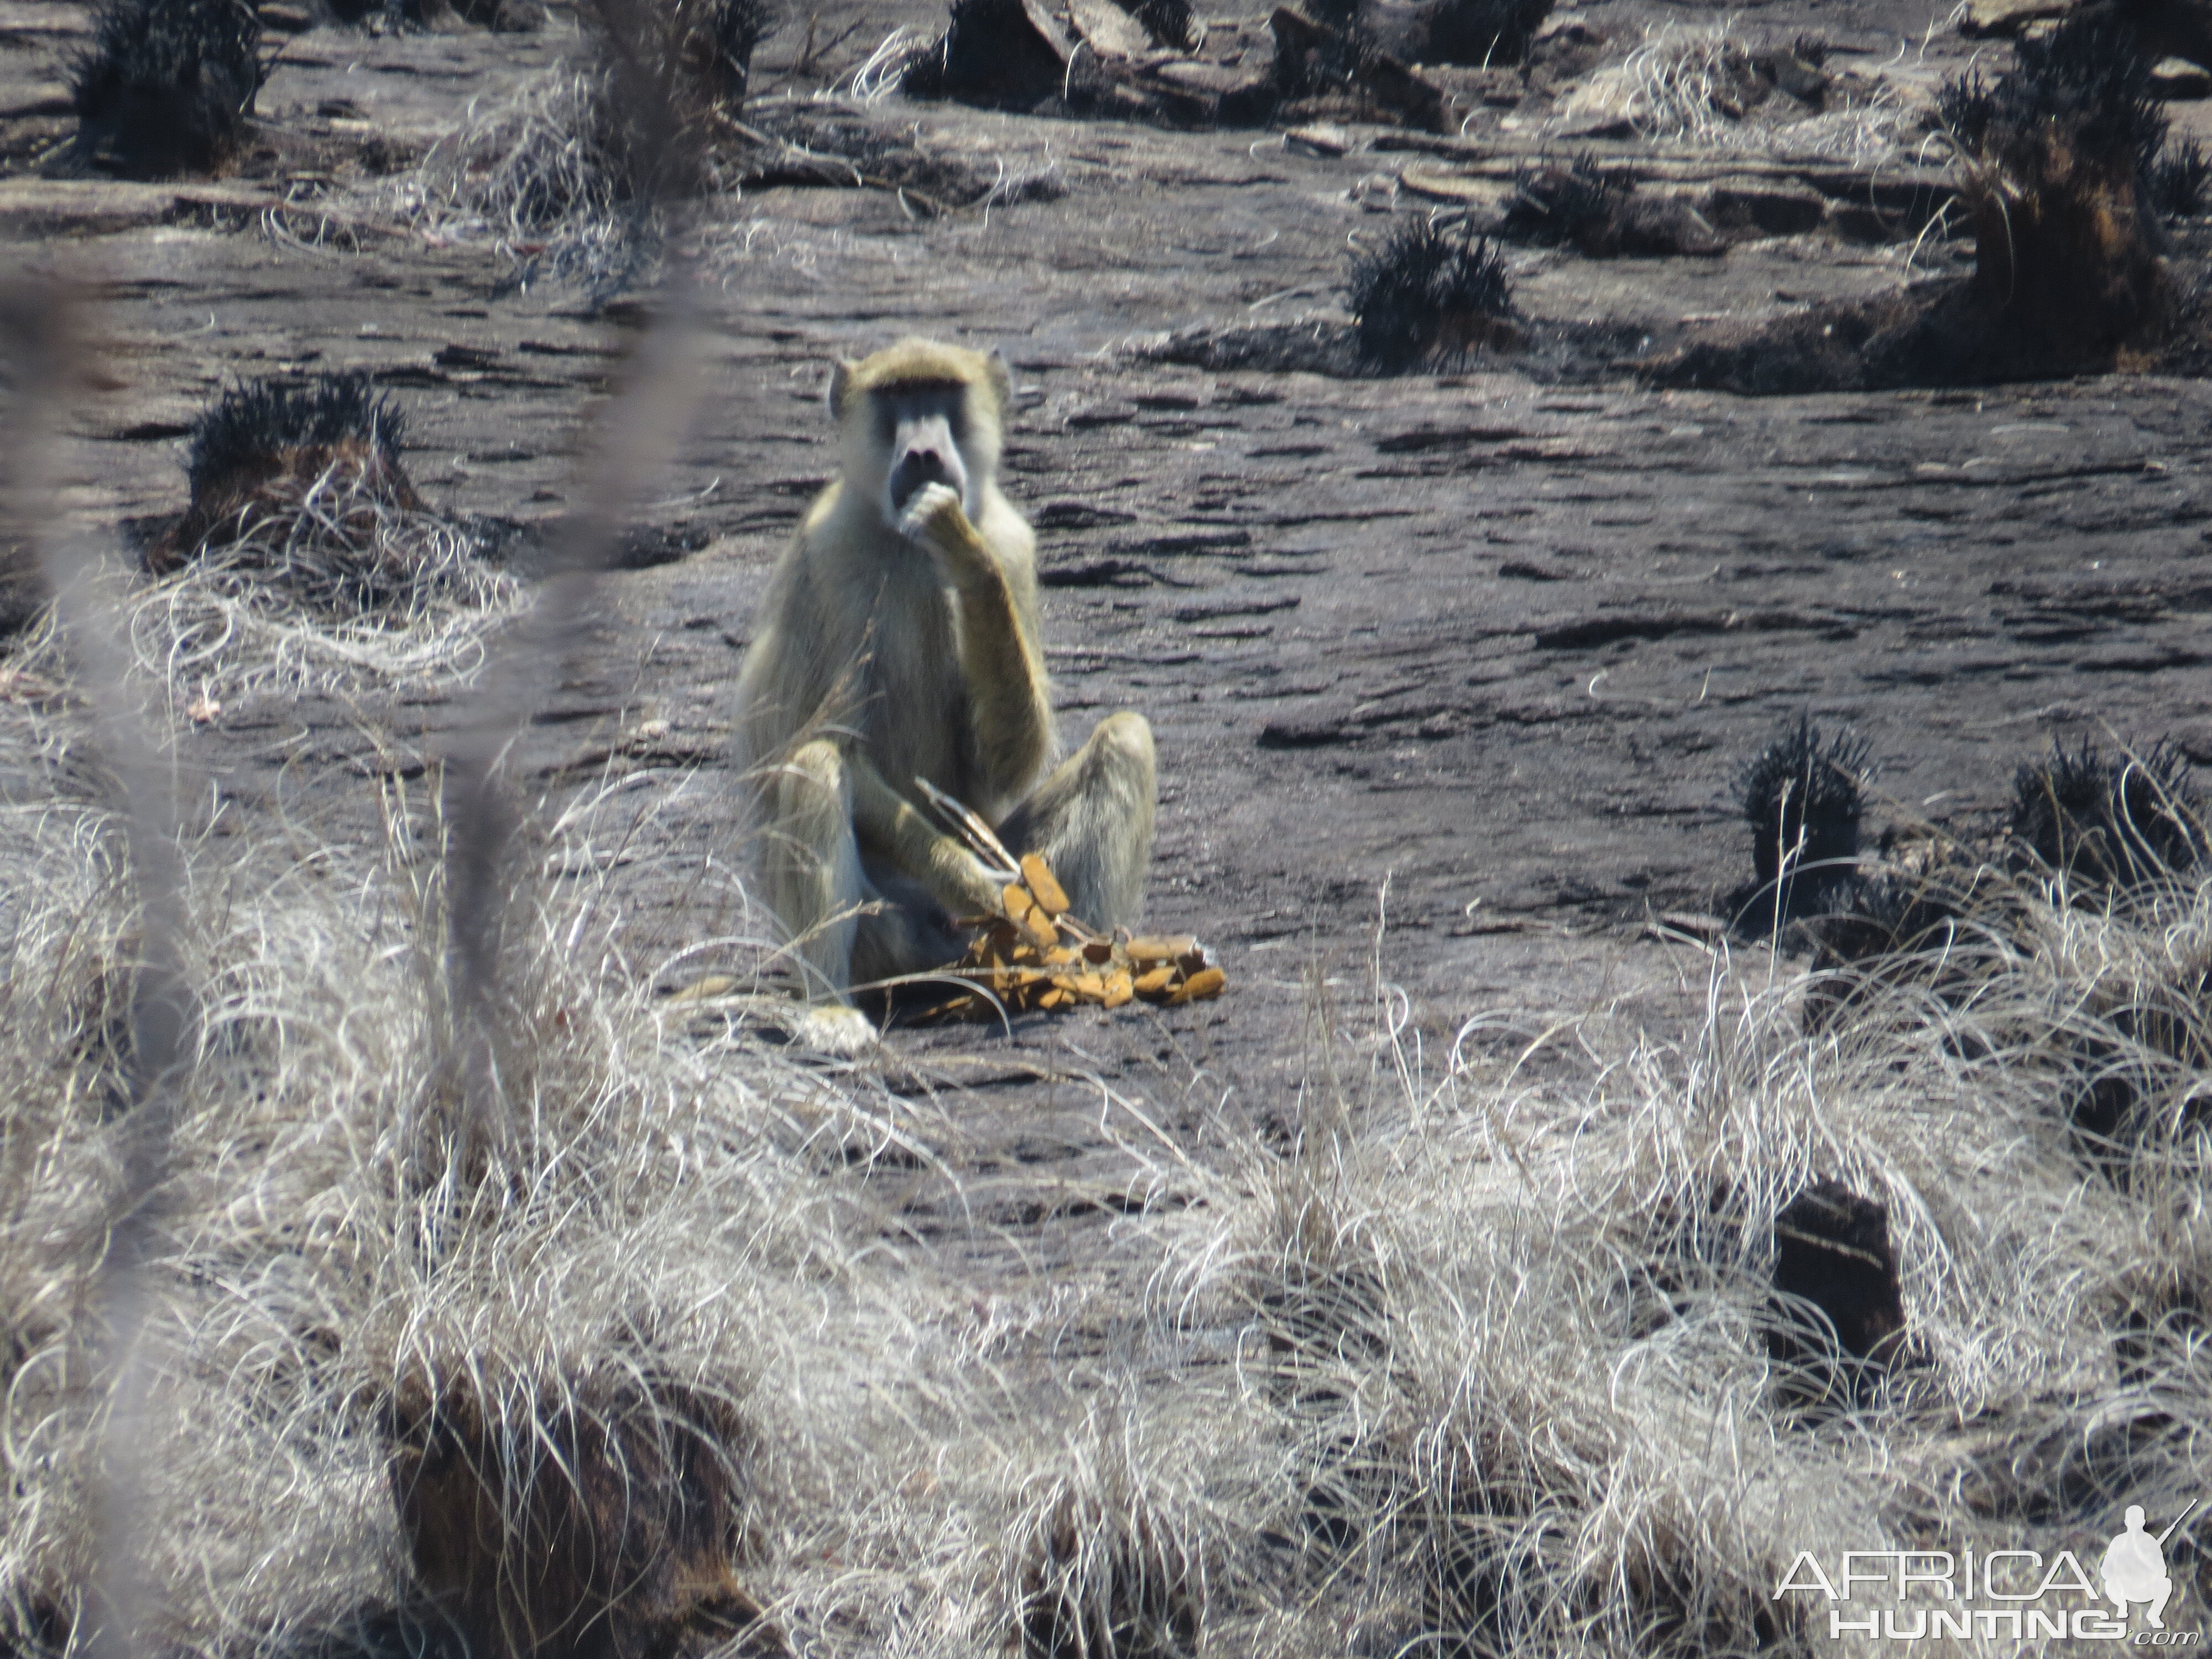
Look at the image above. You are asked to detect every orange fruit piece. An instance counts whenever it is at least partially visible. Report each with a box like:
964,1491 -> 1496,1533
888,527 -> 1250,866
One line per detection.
1020,854 -> 1071,916
1165,966 -> 1226,1005
1126,936 -> 1196,966
1133,966 -> 1175,998
1003,886 -> 1059,950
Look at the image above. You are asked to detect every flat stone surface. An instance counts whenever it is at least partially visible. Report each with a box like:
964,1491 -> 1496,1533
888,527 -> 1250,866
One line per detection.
2153,54 -> 2212,98
0,82 -> 66,118
1957,0 -> 2075,36
0,177 -> 283,233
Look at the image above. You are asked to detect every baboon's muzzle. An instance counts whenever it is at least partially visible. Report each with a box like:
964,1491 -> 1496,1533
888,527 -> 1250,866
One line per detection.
887,413 -> 967,515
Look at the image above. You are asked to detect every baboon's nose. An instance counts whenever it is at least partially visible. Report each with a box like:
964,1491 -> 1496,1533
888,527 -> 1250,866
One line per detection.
890,447 -> 954,509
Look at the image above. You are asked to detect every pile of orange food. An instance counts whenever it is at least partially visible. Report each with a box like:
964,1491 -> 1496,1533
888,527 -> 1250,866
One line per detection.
927,854 -> 1225,1019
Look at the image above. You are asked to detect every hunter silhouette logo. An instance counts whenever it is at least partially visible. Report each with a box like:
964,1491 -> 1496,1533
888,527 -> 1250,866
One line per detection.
1775,1496 -> 2203,1643
2104,1501 -> 2198,1629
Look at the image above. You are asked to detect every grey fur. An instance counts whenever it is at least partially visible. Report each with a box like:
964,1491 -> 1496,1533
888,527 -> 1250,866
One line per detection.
735,340 -> 1156,1008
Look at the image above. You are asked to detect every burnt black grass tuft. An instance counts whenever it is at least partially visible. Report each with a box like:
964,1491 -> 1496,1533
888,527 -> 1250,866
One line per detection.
1938,12 -> 2167,182
185,375 -> 407,503
1272,6 -> 1374,98
2152,134 -> 2209,218
692,0 -> 779,101
66,0 -> 265,179
1500,154 -> 1627,246
2010,738 -> 2206,893
1348,218 -> 1515,372
1424,0 -> 1555,66
1129,0 -> 1200,50
1732,714 -> 1872,931
902,0 -> 1065,106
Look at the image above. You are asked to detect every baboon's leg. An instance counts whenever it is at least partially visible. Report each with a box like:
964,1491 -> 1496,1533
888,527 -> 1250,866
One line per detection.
848,749 -> 1005,919
762,738 -> 863,1001
999,710 -> 1156,932
851,864 -> 968,988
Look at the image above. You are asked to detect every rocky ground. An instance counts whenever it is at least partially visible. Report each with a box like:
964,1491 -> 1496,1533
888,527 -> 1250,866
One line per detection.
6,0 -> 2212,1220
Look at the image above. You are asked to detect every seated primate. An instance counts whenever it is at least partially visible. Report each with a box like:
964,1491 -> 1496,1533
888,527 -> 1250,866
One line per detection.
735,339 -> 1157,1045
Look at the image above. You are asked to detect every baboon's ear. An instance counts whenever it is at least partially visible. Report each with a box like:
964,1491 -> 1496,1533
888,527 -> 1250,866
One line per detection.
984,348 -> 1013,420
827,359 -> 856,421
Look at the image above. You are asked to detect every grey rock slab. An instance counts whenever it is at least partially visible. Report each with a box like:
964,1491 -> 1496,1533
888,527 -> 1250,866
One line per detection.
2153,55 -> 2212,99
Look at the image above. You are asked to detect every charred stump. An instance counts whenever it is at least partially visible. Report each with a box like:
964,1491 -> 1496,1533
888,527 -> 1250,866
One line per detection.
387,1374 -> 778,1659
1767,1180 -> 1911,1410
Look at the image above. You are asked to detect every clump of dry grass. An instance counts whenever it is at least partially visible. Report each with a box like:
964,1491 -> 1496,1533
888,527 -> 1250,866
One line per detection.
1600,23 -> 1905,165
1170,848 -> 2212,1654
9,656 -> 2205,1659
403,66 -> 689,296
400,0 -> 774,296
0,256 -> 933,1659
0,689 -> 948,1656
124,509 -> 521,712
1010,1410 -> 1209,1659
107,375 -> 520,709
845,26 -> 932,101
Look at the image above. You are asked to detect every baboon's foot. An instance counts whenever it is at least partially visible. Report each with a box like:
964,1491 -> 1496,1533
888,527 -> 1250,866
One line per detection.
793,1002 -> 879,1056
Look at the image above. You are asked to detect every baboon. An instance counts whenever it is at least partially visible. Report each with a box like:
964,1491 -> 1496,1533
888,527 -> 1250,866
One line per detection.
734,338 -> 1156,1048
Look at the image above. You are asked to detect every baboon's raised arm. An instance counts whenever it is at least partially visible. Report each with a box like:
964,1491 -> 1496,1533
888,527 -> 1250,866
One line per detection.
899,479 -> 1053,819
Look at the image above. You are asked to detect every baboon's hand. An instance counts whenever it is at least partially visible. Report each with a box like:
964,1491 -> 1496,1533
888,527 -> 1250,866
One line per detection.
899,482 -> 993,589
922,832 -> 1008,920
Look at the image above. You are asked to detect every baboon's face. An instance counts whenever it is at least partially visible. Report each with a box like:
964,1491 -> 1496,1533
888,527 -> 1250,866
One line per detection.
860,383 -> 980,530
